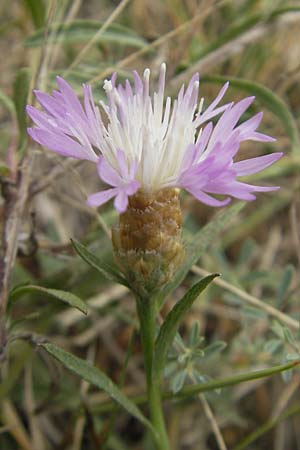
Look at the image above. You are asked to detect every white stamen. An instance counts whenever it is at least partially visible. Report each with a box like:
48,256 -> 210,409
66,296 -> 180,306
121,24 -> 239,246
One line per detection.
103,79 -> 113,92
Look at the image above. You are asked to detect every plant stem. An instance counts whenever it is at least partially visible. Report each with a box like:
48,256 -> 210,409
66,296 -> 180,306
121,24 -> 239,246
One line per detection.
136,295 -> 170,450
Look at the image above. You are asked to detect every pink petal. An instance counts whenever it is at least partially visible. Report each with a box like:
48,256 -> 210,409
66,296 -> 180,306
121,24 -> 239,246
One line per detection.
56,76 -> 85,116
97,156 -> 121,186
204,82 -> 229,114
236,112 -> 263,137
34,90 -> 66,117
114,190 -> 129,213
234,152 -> 283,176
188,187 -> 231,207
28,128 -> 97,161
87,188 -> 118,207
124,180 -> 140,196
246,132 -> 276,142
26,105 -> 57,130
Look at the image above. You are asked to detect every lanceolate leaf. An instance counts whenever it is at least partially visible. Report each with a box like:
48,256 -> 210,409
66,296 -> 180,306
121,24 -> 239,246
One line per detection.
201,75 -> 300,154
10,285 -> 87,315
71,239 -> 128,287
88,361 -> 300,414
42,343 -> 156,437
154,274 -> 219,377
24,20 -> 147,48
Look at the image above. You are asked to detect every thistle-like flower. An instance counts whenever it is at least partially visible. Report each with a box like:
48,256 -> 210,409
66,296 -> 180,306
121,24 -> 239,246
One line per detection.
27,64 -> 282,292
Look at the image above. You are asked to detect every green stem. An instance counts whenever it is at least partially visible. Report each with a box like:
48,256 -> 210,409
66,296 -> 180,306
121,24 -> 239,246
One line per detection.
136,295 -> 170,450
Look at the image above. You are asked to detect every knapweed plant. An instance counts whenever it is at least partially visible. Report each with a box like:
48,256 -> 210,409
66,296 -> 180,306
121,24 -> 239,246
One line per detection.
23,64 -> 285,449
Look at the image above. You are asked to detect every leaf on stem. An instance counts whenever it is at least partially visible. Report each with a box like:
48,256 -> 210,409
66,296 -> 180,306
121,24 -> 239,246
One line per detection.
71,239 -> 128,287
41,343 -> 156,436
154,274 -> 219,377
9,285 -> 88,315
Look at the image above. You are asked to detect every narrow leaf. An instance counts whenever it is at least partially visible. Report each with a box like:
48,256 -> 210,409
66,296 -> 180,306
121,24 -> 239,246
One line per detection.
13,68 -> 31,151
174,361 -> 299,400
202,75 -> 300,154
203,341 -> 227,357
25,20 -> 147,48
41,343 -> 156,436
154,274 -> 219,377
10,285 -> 87,315
93,362 -> 299,414
71,239 -> 128,287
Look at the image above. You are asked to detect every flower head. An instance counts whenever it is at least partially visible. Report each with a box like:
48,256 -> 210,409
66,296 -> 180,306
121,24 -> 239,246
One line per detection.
27,64 -> 282,213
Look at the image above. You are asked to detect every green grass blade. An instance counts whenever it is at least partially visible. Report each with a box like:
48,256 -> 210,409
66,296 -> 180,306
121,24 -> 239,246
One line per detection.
24,20 -> 147,48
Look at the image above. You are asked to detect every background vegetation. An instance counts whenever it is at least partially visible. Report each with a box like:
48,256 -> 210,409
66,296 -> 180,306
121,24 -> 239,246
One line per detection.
0,0 -> 300,449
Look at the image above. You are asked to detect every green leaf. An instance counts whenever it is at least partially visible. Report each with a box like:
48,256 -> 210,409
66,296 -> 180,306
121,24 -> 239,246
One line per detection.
25,20 -> 147,48
283,326 -> 296,346
201,75 -> 300,154
188,321 -> 201,347
9,285 -> 87,315
93,361 -> 300,414
202,341 -> 227,358
264,339 -> 283,355
23,0 -> 45,28
41,343 -> 156,436
175,361 -> 299,400
154,274 -> 219,377
157,202 -> 245,304
13,68 -> 31,152
71,239 -> 128,287
170,369 -> 187,394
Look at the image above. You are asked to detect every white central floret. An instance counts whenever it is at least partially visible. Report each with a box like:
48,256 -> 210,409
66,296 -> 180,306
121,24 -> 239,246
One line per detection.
98,64 -> 202,192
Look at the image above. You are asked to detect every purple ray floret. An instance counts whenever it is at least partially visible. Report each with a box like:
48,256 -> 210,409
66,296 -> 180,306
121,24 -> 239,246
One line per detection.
26,64 -> 283,212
